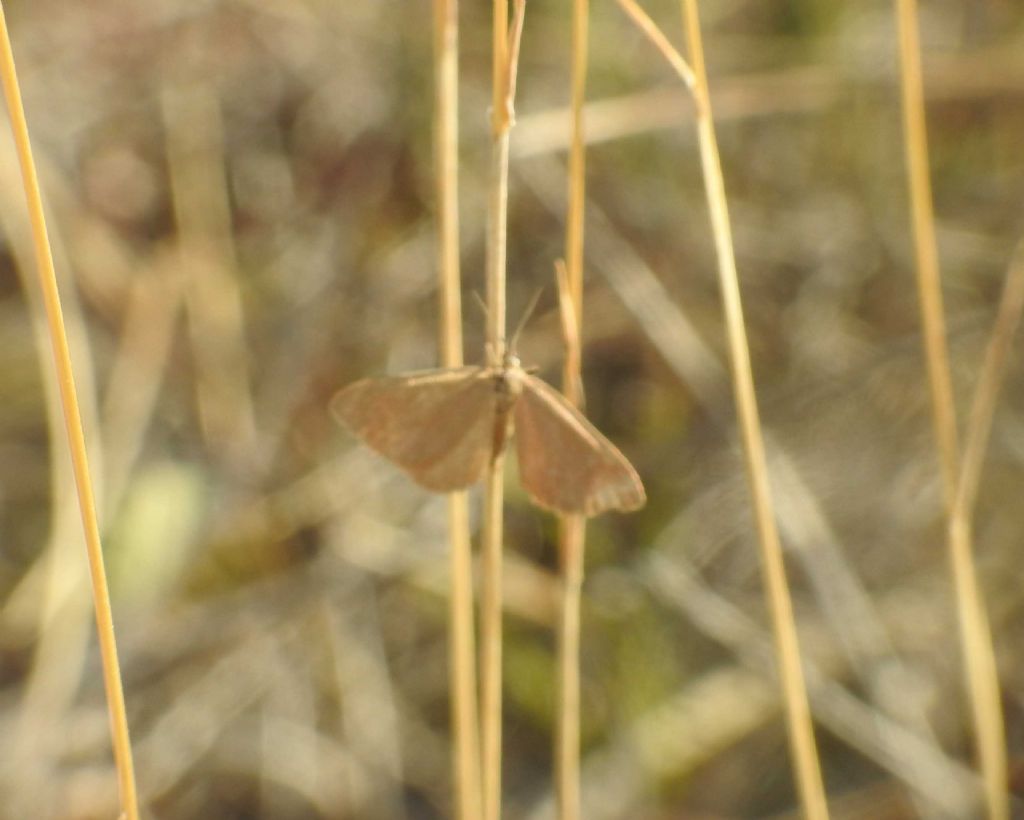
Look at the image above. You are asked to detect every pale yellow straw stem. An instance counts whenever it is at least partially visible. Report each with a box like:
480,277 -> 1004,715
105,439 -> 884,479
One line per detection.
614,0 -> 829,814
481,2 -> 525,819
0,5 -> 139,819
679,4 -> 828,815
895,2 -> 1007,816
555,0 -> 590,814
433,0 -> 483,817
555,259 -> 585,820
895,0 -> 959,496
944,246 -> 1024,820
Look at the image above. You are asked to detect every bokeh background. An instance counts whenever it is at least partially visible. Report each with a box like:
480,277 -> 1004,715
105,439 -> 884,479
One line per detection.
1,1 -> 1024,817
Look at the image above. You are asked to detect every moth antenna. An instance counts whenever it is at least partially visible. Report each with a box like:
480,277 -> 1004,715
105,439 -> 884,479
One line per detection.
471,290 -> 489,322
510,287 -> 543,356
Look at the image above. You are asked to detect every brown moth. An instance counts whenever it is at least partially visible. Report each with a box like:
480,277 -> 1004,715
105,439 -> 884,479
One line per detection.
331,352 -> 645,516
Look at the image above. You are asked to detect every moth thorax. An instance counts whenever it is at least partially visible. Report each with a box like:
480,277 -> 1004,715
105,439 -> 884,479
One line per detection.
496,353 -> 525,402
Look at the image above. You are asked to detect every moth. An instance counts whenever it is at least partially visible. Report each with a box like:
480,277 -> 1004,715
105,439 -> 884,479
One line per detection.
331,352 -> 645,516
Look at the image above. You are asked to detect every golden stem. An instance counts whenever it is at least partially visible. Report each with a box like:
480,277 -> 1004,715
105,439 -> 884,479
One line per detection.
480,2 -> 525,818
680,1 -> 830,815
896,2 -> 1007,815
556,0 -> 590,814
0,5 -> 139,819
433,1 -> 482,817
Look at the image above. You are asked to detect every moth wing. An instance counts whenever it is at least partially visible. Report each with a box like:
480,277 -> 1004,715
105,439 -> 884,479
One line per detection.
331,367 -> 498,492
514,375 -> 645,516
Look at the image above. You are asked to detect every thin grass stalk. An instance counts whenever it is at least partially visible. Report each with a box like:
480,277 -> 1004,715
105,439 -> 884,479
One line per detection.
616,2 -> 828,812
945,246 -> 1024,819
554,542 -> 582,819
678,2 -> 829,816
480,458 -> 506,820
480,95 -> 510,820
895,0 -> 959,496
555,0 -> 590,815
955,244 -> 1024,519
162,85 -> 257,468
615,0 -> 696,91
0,6 -> 139,819
563,0 -> 588,312
895,3 -> 1007,816
555,259 -> 584,820
481,1 -> 519,818
433,1 -> 482,818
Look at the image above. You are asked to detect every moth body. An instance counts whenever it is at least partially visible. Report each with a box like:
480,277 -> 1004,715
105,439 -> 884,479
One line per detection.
489,352 -> 525,460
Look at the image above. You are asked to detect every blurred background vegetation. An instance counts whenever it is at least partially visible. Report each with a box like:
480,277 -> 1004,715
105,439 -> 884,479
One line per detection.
1,0 -> 1024,817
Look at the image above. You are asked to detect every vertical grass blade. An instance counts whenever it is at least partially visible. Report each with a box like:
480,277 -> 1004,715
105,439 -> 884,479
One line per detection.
481,2 -> 519,818
0,5 -> 139,819
432,1 -> 483,817
895,3 -> 1008,816
678,3 -> 829,815
615,0 -> 828,814
556,0 -> 590,814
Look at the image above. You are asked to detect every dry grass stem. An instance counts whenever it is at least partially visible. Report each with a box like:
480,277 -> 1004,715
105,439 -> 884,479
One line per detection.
894,0 -> 960,497
614,0 -> 829,815
490,0 -> 509,140
678,3 -> 829,814
555,257 -> 585,820
896,2 -> 1007,816
432,0 -> 482,817
162,83 -> 257,469
0,146 -> 109,810
955,243 -> 1024,516
554,5 -> 589,814
434,0 -> 464,369
481,2 -> 525,819
0,4 -> 139,818
554,524 -> 584,820
504,0 -> 527,126
946,245 -> 1024,820
555,261 -> 583,408
480,458 -> 506,820
102,262 -> 183,504
616,0 -> 696,92
563,0 -> 588,332
514,44 -> 1024,158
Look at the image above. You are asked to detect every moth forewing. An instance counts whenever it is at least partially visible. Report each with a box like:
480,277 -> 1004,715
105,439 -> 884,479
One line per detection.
513,375 -> 646,516
330,366 -> 499,491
